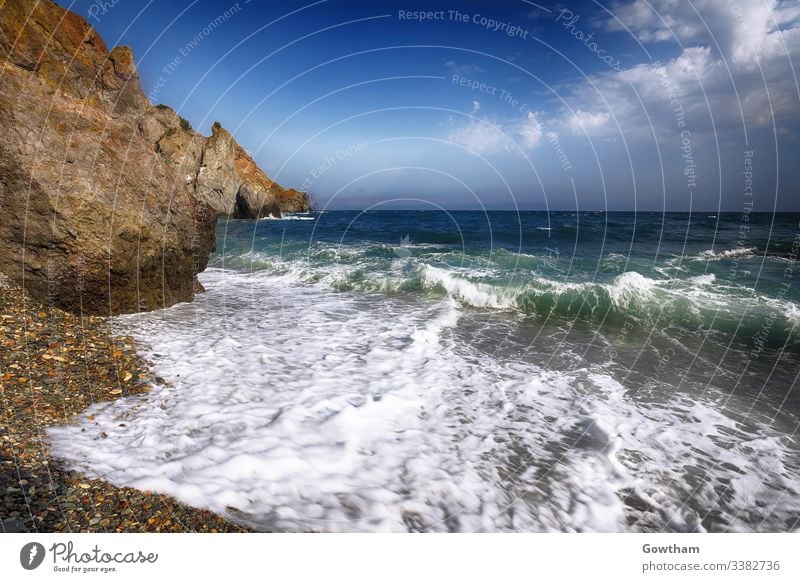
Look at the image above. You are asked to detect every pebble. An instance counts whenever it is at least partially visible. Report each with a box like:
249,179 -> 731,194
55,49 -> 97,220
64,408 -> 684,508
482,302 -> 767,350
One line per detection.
0,280 -> 250,533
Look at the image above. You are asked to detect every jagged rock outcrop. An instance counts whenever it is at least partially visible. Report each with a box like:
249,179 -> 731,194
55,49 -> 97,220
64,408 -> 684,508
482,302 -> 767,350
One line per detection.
152,119 -> 311,219
231,137 -> 311,217
0,0 -> 215,315
0,1 -> 149,113
195,125 -> 240,215
0,0 -> 308,315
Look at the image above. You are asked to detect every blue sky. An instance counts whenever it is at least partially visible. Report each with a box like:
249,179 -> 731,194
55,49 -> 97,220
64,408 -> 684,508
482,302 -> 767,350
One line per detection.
65,0 -> 800,211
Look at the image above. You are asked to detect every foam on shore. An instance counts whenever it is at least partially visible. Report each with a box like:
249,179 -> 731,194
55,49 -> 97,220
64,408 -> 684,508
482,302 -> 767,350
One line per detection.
48,268 -> 800,532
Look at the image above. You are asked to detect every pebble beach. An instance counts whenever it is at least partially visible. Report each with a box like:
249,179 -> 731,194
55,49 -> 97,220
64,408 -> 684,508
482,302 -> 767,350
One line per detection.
0,275 -> 248,533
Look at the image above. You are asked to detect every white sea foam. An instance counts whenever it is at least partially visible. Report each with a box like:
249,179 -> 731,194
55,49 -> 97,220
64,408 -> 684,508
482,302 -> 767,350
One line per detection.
604,271 -> 656,306
688,273 -> 716,285
697,247 -> 758,260
219,244 -> 798,338
421,269 -> 660,314
47,268 -> 800,532
259,214 -> 316,221
787,302 -> 800,324
603,253 -> 627,263
421,265 -> 515,309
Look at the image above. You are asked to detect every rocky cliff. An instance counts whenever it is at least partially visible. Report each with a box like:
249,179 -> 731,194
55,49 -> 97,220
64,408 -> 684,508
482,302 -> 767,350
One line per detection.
140,108 -> 310,219
0,0 -> 309,315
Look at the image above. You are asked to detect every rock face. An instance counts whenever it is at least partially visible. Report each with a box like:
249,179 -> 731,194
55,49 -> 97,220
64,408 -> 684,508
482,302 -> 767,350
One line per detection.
155,119 -> 311,219
0,0 -> 308,315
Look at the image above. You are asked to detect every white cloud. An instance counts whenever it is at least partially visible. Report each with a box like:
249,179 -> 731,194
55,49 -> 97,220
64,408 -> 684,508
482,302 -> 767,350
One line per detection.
605,0 -> 800,65
471,100 -> 481,114
552,0 -> 800,140
605,0 -> 707,44
446,112 -> 546,154
566,110 -> 611,133
518,112 -> 544,147
447,118 -> 507,154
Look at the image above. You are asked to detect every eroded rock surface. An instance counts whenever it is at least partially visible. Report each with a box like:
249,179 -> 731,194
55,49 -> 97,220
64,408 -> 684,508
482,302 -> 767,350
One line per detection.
0,0 -> 308,314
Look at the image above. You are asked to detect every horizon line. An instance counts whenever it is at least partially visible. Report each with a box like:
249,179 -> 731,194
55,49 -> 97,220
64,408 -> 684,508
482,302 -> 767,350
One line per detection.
300,209 -> 800,213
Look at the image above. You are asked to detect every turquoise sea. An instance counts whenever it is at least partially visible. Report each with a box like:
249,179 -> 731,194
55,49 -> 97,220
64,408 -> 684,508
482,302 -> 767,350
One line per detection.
50,211 -> 800,532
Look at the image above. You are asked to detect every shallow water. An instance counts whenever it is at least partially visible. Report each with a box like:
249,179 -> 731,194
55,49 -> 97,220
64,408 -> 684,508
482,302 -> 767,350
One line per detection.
49,211 -> 800,531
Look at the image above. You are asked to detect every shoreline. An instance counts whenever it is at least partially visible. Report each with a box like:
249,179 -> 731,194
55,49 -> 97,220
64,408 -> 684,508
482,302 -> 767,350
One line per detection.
0,277 -> 249,533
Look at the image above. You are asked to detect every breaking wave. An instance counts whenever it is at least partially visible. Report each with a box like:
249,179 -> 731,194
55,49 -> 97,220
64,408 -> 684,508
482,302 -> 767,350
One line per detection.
215,245 -> 798,344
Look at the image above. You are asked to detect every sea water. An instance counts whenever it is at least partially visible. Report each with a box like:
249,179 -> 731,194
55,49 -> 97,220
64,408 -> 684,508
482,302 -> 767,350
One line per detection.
49,211 -> 800,532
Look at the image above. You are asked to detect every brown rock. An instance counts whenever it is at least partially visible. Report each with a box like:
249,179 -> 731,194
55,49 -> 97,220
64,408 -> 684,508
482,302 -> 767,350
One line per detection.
0,0 -> 308,315
151,112 -> 206,189
0,0 -> 213,315
195,125 -> 240,215
192,124 -> 312,219
280,187 -> 313,214
105,46 -> 149,113
0,0 -> 146,113
235,183 -> 283,219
